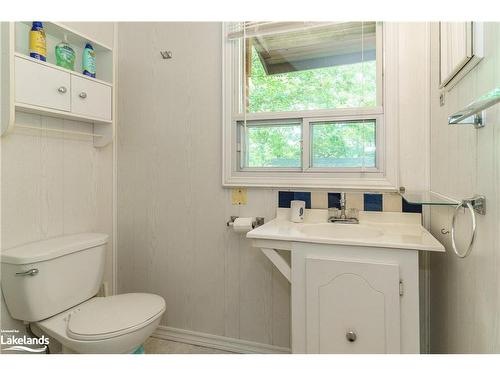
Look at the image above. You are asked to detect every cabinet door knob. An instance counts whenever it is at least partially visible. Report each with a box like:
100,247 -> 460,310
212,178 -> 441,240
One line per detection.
57,86 -> 67,94
79,92 -> 87,99
346,330 -> 357,342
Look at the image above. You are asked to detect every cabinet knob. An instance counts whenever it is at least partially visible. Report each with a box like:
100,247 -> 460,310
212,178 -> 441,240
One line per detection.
79,92 -> 87,99
57,86 -> 67,94
346,330 -> 357,342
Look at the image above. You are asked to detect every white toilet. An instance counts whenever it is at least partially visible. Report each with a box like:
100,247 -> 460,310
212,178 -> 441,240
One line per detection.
1,233 -> 166,354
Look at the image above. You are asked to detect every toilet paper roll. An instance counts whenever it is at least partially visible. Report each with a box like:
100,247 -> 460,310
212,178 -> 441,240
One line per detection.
232,217 -> 254,233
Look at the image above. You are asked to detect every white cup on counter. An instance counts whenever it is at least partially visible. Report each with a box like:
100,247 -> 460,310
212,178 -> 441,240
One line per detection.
290,200 -> 306,223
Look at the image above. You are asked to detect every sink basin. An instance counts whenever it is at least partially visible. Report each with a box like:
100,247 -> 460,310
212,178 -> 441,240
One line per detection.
299,223 -> 383,239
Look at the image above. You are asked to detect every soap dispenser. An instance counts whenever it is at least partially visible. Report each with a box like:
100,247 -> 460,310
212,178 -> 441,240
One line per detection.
55,35 -> 76,70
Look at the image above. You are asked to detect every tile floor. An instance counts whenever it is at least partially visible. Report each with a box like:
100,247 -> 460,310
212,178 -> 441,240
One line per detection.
144,337 -> 233,354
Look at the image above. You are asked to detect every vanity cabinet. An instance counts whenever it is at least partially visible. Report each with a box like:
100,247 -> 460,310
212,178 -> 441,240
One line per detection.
248,209 -> 444,354
305,257 -> 401,353
291,242 -> 420,354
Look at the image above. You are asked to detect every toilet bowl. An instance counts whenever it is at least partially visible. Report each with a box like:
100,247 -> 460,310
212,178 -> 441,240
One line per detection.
36,293 -> 165,354
1,233 -> 166,354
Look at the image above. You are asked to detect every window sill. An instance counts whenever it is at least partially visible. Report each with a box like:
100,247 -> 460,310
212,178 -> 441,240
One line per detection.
222,173 -> 397,191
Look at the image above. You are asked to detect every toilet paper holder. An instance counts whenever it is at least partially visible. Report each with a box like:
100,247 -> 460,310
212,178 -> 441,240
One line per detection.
227,216 -> 265,229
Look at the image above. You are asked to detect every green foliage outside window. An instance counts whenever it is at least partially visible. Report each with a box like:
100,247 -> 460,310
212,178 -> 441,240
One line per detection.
244,46 -> 378,169
247,47 -> 376,113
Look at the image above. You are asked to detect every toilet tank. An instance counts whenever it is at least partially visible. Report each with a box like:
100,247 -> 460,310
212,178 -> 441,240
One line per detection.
1,233 -> 108,322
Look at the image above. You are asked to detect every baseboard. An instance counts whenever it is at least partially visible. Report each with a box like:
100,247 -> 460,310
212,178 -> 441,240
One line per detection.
152,325 -> 291,354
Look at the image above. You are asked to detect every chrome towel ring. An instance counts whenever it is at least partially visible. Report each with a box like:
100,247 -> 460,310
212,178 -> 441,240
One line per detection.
450,196 -> 485,258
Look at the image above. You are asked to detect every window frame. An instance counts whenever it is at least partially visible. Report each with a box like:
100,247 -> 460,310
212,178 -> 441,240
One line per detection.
236,115 -> 383,173
222,22 -> 400,190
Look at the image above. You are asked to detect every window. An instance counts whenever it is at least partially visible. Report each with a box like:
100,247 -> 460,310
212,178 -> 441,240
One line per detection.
310,120 -> 376,168
239,120 -> 302,169
223,22 -> 388,188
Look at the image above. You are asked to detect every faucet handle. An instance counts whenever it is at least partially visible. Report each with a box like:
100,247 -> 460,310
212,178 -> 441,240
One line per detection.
328,207 -> 340,219
347,208 -> 359,220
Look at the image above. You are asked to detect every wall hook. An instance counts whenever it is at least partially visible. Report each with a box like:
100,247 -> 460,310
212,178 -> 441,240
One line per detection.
160,51 -> 173,59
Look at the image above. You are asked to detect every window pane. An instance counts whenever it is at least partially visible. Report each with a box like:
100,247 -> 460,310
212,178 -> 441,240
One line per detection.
241,122 -> 302,168
245,22 -> 377,113
311,120 -> 376,168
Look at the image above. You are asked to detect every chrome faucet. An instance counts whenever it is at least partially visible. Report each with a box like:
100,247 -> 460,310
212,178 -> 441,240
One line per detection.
339,192 -> 347,219
328,192 -> 359,224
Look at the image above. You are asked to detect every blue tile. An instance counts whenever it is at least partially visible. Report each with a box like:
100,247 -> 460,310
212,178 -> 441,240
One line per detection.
402,198 -> 422,213
328,193 -> 342,209
364,193 -> 383,211
293,192 -> 311,209
278,191 -> 294,208
278,191 -> 312,208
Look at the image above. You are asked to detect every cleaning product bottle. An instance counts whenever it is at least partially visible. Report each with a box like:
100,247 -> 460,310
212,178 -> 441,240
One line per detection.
82,43 -> 96,78
29,22 -> 46,61
55,35 -> 76,70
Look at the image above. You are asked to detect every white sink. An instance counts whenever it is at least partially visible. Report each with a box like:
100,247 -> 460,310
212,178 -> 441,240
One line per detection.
246,208 -> 445,252
299,223 -> 383,239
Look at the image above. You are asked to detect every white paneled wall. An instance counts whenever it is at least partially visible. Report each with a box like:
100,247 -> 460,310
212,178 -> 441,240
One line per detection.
116,23 -> 290,348
0,22 -> 114,334
429,22 -> 500,353
116,22 -> 431,349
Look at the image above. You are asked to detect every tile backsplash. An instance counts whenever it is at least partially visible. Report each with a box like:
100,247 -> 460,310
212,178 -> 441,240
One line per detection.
278,191 -> 422,213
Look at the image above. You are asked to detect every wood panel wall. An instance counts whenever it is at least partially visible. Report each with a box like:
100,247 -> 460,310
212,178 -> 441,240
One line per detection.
0,22 -> 114,336
429,22 -> 500,353
116,22 -> 291,348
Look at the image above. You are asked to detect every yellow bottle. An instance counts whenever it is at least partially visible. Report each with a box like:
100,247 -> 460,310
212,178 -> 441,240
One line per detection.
29,22 -> 47,61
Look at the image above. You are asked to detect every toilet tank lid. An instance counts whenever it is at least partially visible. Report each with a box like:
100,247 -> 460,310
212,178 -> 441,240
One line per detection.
1,233 -> 109,265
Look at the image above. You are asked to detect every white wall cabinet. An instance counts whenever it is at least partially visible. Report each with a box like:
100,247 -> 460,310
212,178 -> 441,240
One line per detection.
305,257 -> 401,353
71,75 -> 112,121
14,55 -> 112,122
1,22 -> 115,147
15,56 -> 71,111
439,22 -> 483,89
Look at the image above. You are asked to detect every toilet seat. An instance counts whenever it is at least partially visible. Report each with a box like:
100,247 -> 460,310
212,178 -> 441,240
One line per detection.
36,293 -> 166,353
67,293 -> 165,341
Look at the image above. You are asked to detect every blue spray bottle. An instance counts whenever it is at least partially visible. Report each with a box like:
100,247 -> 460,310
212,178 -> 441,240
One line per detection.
82,43 -> 96,78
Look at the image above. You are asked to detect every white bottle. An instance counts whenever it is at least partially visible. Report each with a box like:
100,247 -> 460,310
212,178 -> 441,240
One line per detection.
290,200 -> 306,223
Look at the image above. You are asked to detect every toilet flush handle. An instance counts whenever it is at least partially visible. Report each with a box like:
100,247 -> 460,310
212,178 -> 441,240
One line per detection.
15,269 -> 39,276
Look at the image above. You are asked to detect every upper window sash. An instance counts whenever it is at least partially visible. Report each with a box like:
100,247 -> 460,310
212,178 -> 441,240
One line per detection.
226,22 -> 384,116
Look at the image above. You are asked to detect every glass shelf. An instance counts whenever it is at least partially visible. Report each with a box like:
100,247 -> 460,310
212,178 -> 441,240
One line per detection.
448,87 -> 500,127
399,190 -> 459,206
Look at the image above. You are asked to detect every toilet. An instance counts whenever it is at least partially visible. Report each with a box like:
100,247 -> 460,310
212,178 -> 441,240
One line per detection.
1,233 -> 165,354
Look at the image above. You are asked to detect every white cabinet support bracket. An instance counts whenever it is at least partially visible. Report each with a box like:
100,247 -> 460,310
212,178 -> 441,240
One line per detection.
261,248 -> 291,283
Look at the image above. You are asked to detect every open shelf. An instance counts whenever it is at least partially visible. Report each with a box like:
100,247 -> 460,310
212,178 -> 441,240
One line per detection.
15,22 -> 113,84
448,86 -> 500,128
399,190 -> 459,206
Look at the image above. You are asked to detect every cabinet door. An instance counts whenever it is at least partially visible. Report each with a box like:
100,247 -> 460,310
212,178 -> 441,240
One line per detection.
15,56 -> 71,112
439,22 -> 473,87
71,75 -> 112,121
305,257 -> 401,353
